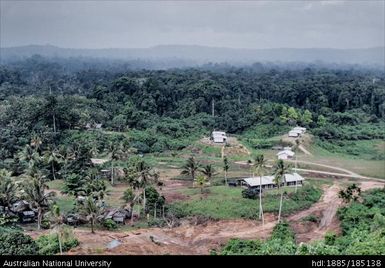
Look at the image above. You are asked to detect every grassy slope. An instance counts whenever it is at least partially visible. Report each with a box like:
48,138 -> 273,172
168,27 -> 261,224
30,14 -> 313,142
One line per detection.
169,180 -> 324,220
307,140 -> 385,179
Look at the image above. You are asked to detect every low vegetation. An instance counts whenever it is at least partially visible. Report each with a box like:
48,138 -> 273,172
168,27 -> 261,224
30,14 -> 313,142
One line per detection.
168,184 -> 322,220
219,187 -> 385,255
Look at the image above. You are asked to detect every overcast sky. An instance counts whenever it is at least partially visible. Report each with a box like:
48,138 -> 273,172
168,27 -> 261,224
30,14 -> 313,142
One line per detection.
1,0 -> 384,49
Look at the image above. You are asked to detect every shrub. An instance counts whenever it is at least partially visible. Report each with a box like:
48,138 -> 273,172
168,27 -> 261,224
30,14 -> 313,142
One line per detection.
144,186 -> 165,214
241,188 -> 260,200
36,229 -> 79,255
102,219 -> 118,230
41,219 -> 51,229
0,232 -> 38,255
147,218 -> 166,227
221,239 -> 262,255
0,214 -> 18,227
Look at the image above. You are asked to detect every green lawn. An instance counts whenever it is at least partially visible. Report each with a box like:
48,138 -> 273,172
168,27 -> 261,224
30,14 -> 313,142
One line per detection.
307,140 -> 385,179
168,181 -> 323,220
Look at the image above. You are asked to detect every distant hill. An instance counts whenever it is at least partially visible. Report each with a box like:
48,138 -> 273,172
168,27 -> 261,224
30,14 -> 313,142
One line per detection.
1,44 -> 384,67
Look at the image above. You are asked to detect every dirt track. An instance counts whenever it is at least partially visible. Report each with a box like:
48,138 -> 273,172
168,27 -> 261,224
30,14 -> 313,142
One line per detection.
63,179 -> 383,255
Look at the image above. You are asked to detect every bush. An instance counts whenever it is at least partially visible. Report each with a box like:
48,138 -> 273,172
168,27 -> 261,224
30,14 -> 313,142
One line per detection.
0,232 -> 38,255
221,239 -> 262,255
241,188 -> 260,200
102,219 -> 118,230
41,219 -> 51,229
147,218 -> 166,227
220,221 -> 297,255
0,214 -> 18,227
144,186 -> 165,215
36,229 -> 79,255
302,215 -> 319,223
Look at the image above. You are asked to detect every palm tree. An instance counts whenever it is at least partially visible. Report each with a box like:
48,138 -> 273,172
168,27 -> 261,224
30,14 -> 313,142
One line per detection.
254,154 -> 268,225
18,145 -> 40,172
200,164 -> 217,185
79,196 -> 102,234
223,157 -> 230,186
122,187 -> 136,224
273,160 -> 290,223
180,156 -> 200,182
136,160 -> 152,211
195,175 -> 207,197
30,135 -> 42,152
49,205 -> 64,255
82,175 -> 108,201
43,147 -> 63,180
0,169 -> 17,209
23,173 -> 55,230
109,143 -> 127,185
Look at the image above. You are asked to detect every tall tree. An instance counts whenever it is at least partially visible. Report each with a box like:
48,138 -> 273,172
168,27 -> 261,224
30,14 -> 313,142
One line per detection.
122,187 -> 136,223
43,147 -> 63,180
0,169 -> 17,209
79,196 -> 103,234
18,145 -> 40,172
254,154 -> 268,225
136,160 -> 153,211
49,205 -> 64,255
273,160 -> 290,223
23,173 -> 55,230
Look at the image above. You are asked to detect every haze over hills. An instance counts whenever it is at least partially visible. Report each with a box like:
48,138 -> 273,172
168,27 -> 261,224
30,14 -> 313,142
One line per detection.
1,45 -> 384,67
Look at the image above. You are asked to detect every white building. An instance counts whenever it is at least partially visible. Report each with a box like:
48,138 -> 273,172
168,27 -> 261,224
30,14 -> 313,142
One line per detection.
293,126 -> 306,133
242,173 -> 304,190
288,126 -> 306,138
212,131 -> 227,143
288,130 -> 302,137
277,149 -> 295,160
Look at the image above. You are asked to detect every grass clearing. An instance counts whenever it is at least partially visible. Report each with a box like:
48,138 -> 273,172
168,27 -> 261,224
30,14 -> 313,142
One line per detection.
47,180 -> 65,192
169,182 -> 323,220
306,140 -> 385,179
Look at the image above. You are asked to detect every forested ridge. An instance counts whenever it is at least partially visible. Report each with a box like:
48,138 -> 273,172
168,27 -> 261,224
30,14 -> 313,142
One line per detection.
0,56 -> 384,167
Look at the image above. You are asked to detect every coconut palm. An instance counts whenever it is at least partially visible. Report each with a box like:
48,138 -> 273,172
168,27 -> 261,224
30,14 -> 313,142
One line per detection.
200,164 -> 217,184
273,160 -> 290,223
109,143 -> 123,186
0,169 -> 17,209
43,147 -> 63,180
18,145 -> 40,172
79,196 -> 102,234
122,187 -> 137,223
23,173 -> 56,230
180,156 -> 201,182
223,156 -> 229,185
195,175 -> 207,197
30,135 -> 42,152
136,160 -> 152,211
49,205 -> 64,255
254,154 -> 268,225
